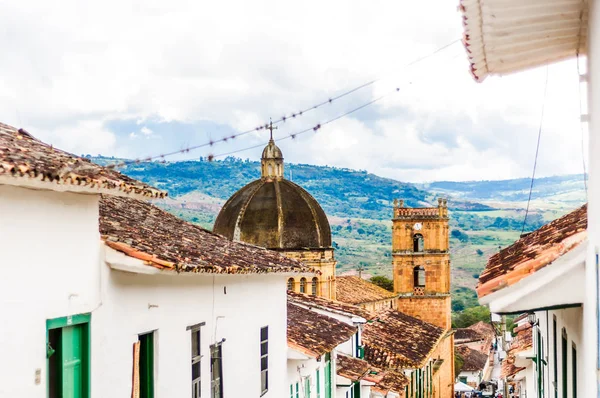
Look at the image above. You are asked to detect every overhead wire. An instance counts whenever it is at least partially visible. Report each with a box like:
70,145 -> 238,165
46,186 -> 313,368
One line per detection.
521,66 -> 550,235
208,51 -> 464,160
106,38 -> 461,169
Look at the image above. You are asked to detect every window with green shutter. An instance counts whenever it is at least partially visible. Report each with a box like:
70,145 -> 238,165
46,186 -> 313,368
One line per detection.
317,368 -> 321,398
138,332 -> 155,398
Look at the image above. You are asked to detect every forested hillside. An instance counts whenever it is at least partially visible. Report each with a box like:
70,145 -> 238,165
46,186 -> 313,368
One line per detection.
94,156 -> 586,313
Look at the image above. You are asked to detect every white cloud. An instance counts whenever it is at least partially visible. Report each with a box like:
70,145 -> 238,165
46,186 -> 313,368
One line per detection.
0,0 -> 587,182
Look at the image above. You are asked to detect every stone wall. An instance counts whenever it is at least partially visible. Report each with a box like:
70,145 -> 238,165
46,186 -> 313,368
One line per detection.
396,295 -> 451,330
283,248 -> 337,300
431,334 -> 455,398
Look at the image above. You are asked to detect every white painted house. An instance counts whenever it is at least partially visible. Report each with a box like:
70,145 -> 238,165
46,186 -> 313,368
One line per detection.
475,206 -> 586,398
458,0 -> 599,395
0,122 -> 314,398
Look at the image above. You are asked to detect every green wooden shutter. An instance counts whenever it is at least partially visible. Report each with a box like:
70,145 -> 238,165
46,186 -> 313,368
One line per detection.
324,354 -> 331,398
305,377 -> 311,398
139,332 -> 154,398
316,369 -> 321,398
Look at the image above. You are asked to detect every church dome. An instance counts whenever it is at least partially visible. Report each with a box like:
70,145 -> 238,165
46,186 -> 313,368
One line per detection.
213,178 -> 332,250
213,125 -> 331,250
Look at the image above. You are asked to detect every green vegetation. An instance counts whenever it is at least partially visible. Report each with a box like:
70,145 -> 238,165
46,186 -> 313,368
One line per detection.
452,305 -> 491,328
93,156 -> 586,316
370,276 -> 394,292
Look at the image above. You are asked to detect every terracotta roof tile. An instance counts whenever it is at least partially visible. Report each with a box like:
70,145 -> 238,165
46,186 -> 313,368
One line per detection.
454,328 -> 484,343
336,276 -> 397,305
364,366 -> 410,396
0,122 -> 165,198
287,291 -> 375,321
337,354 -> 371,381
363,309 -> 445,369
456,346 -> 488,372
501,324 -> 533,378
287,303 -> 357,357
100,195 -> 313,274
478,205 -> 587,298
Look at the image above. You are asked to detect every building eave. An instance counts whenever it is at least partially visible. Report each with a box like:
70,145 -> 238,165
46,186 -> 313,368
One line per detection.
478,241 -> 586,314
460,0 -> 588,82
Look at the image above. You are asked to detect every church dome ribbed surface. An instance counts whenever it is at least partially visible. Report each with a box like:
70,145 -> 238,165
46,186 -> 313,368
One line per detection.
213,178 -> 332,249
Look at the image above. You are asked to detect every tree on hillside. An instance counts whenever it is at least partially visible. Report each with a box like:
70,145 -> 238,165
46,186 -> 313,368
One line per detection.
452,305 -> 491,328
370,275 -> 394,292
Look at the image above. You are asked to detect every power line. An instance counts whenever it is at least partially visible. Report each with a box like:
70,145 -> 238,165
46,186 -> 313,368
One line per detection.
521,66 -> 549,235
209,52 -> 464,160
106,38 -> 460,169
210,88 -> 401,159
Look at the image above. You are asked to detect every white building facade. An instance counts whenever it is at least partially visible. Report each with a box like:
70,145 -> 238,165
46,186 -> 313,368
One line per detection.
0,122 -> 313,398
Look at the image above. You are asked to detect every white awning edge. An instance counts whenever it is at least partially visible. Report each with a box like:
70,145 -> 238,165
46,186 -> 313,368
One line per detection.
460,0 -> 589,82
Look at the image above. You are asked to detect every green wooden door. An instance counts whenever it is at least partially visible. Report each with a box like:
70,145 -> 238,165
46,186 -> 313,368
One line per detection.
139,332 -> 154,398
61,324 -> 85,398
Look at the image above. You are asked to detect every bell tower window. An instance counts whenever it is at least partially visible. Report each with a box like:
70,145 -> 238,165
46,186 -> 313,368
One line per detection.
413,266 -> 425,288
413,234 -> 424,252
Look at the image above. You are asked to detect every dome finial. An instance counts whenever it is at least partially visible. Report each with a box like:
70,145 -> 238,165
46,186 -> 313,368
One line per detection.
261,118 -> 284,179
267,118 -> 277,141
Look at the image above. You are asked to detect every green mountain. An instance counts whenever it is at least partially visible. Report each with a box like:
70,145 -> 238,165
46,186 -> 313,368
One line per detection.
93,156 -> 586,311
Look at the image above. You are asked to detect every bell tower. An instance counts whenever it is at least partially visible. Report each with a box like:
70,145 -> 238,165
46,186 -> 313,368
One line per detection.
392,198 -> 451,330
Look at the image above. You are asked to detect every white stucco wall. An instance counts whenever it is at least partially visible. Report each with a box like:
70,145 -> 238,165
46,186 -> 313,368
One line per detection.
587,2 -> 600,396
0,186 -> 103,397
458,370 -> 481,385
534,307 -> 583,398
95,261 -> 289,398
287,356 -> 324,398
0,185 -> 291,397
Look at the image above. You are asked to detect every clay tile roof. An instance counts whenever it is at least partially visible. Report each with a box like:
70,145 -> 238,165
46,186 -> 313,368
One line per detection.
100,195 -> 313,274
287,303 -> 357,358
336,276 -> 397,305
501,324 -> 533,378
454,328 -> 484,343
363,309 -> 445,369
364,367 -> 410,395
478,204 -> 587,298
456,346 -> 488,372
0,122 -> 165,199
337,354 -> 371,381
287,291 -> 375,321
467,321 -> 495,337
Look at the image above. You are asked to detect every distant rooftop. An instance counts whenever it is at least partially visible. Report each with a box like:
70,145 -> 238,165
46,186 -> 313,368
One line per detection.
336,276 -> 397,305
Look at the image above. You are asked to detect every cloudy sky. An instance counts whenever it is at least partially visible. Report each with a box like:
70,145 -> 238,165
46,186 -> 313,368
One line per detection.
1,0 -> 587,182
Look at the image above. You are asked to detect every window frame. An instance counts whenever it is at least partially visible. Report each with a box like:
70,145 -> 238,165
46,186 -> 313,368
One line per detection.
210,343 -> 224,398
311,277 -> 319,295
300,278 -> 307,293
187,322 -> 205,398
287,278 -> 295,291
260,326 -> 269,396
